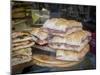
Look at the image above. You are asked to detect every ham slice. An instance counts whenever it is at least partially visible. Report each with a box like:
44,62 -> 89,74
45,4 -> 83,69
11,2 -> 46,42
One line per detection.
49,43 -> 80,48
36,40 -> 48,45
43,26 -> 81,34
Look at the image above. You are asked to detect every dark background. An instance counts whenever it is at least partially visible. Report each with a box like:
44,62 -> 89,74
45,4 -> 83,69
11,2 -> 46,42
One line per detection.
12,1 -> 96,32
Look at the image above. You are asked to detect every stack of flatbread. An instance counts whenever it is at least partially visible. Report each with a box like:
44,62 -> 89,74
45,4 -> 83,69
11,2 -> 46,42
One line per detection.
12,31 -> 35,66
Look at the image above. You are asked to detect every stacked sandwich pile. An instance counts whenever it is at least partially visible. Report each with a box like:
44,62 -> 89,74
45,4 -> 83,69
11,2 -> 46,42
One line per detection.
32,18 -> 91,67
12,31 -> 35,66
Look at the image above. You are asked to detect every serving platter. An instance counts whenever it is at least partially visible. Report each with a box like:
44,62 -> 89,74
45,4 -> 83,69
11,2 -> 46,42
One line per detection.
32,54 -> 83,68
22,52 -> 96,74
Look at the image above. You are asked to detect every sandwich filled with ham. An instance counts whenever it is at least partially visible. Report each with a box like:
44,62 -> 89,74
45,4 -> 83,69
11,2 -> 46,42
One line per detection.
48,30 -> 91,52
30,27 -> 48,45
12,48 -> 32,66
43,18 -> 83,36
56,44 -> 90,61
12,31 -> 35,51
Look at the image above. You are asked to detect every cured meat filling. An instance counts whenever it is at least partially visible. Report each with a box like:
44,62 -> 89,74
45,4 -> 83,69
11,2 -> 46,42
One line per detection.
44,26 -> 81,33
49,36 -> 91,48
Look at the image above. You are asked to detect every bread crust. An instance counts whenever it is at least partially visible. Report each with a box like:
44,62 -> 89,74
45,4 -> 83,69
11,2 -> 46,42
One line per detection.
12,55 -> 32,66
12,42 -> 35,51
43,18 -> 82,32
12,32 -> 30,39
12,36 -> 32,43
30,27 -> 48,40
12,41 -> 30,47
12,48 -> 32,56
12,48 -> 32,66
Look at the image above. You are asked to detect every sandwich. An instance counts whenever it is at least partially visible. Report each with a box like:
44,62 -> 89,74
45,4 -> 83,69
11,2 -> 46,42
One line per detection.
12,31 -> 32,43
12,48 -> 32,66
48,30 -> 91,52
12,31 -> 29,39
12,31 -> 34,66
56,44 -> 89,61
12,42 -> 35,51
12,31 -> 35,51
30,27 -> 48,45
42,18 -> 82,36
